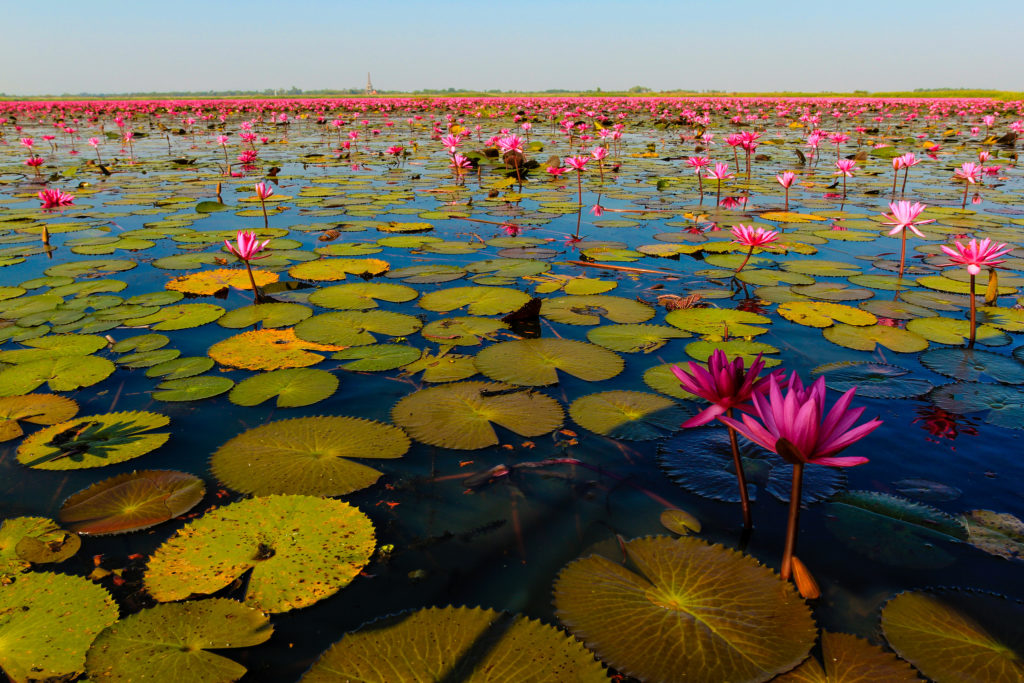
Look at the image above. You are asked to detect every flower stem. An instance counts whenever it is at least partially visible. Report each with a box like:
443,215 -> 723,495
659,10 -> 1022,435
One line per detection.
259,198 -> 269,229
968,273 -> 977,349
735,246 -> 754,274
726,408 -> 752,531
244,261 -> 260,302
780,462 -> 804,581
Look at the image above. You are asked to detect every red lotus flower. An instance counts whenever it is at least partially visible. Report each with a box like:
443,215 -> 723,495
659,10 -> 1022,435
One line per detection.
38,189 -> 75,210
670,350 -> 779,428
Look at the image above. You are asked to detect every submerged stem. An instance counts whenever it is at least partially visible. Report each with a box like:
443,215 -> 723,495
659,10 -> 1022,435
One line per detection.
968,273 -> 977,349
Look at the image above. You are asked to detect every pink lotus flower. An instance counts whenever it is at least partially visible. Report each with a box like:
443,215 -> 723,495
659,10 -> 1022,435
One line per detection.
439,134 -> 460,153
38,189 -> 75,210
564,156 -> 589,171
254,182 -> 274,200
776,171 -> 797,189
833,159 -> 857,177
671,350 -> 779,428
88,137 -> 100,148
731,224 -> 779,247
720,373 -> 881,468
497,134 -> 524,154
546,166 -> 569,177
20,137 -> 34,149
24,156 -> 44,168
225,230 -> 270,262
591,146 -> 608,161
385,145 -> 404,155
705,162 -> 733,181
954,162 -> 981,184
686,156 -> 710,171
941,238 -> 1012,275
590,204 -> 605,217
881,200 -> 934,238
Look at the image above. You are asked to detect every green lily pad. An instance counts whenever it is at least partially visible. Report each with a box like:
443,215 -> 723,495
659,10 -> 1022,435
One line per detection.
790,282 -> 874,302
569,391 -> 689,440
229,368 -> 338,408
542,295 -> 655,325
399,349 -> 479,383
117,348 -> 181,369
17,410 -> 171,470
920,348 -> 1024,384
0,355 -> 116,397
45,258 -> 136,278
392,381 -> 564,450
963,509 -> 1024,562
217,302 -> 313,329
666,307 -> 770,337
474,338 -> 623,386
899,290 -> 968,312
641,363 -> 701,401
977,306 -> 1024,332
554,535 -> 816,683
774,631 -> 922,682
0,571 -> 118,683
0,393 -> 79,442
385,264 -> 467,284
59,470 -> 205,535
129,303 -> 225,330
307,282 -> 418,310
145,495 -> 376,613
823,324 -> 928,353
586,323 -> 690,353
332,344 -> 421,371
781,259 -> 861,277
778,301 -> 877,328
0,517 -> 81,576
917,274 -> 1015,296
153,375 -> 235,402
145,356 -> 215,380
685,340 -> 782,367
294,310 -> 423,346
421,316 -> 509,346
419,286 -> 532,316
929,382 -> 1024,429
736,269 -> 814,287
0,333 -> 108,363
811,362 -> 932,398
858,299 -> 935,320
301,606 -> 608,683
212,415 -> 407,497
882,590 -> 1024,683
289,257 -> 390,281
905,316 -> 1011,347
110,333 -> 169,353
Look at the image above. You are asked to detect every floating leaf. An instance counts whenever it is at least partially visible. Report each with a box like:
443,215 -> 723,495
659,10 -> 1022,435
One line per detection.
0,517 -> 80,576
289,257 -> 390,281
892,478 -> 962,502
145,495 -> 375,613
685,340 -> 782,367
307,282 -> 418,310
586,323 -> 690,353
929,382 -> 1024,429
474,338 -> 623,386
419,286 -> 532,316
17,411 -> 171,470
58,470 -> 205,535
110,333 -> 169,353
642,363 -> 701,401
400,349 -> 479,383
217,302 -> 313,329
0,333 -> 108,363
760,211 -> 828,223
812,362 -> 932,398
146,356 -> 215,380
153,375 -> 235,402
920,347 -> 1024,384
963,510 -> 1024,562
129,303 -> 225,330
209,328 -> 344,370
0,394 -> 78,441
882,590 -> 1024,683
294,310 -> 422,346
554,535 -> 816,683
166,268 -> 278,295
392,381 -> 563,450
542,295 -> 655,325
905,316 -> 1010,347
0,571 -> 118,683
823,324 -> 928,353
385,264 -> 466,284
774,631 -> 922,682
791,282 -> 873,302
332,344 -> 421,371
659,508 -> 701,535
569,391 -> 689,440
778,301 -> 876,328
301,606 -> 607,683
0,355 -> 115,396
229,368 -> 338,408
666,307 -> 770,337
421,316 -> 509,346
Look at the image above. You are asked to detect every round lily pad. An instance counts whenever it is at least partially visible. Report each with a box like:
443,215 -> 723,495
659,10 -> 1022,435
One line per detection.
129,303 -> 225,330
554,535 -> 816,683
289,257 -> 390,281
905,316 -> 1011,347
778,301 -> 876,328
17,410 -> 171,470
145,495 -> 376,613
217,302 -> 313,329
812,362 -> 933,398
385,264 -> 466,284
419,286 -> 532,316
421,316 -> 509,346
229,368 -> 338,408
166,268 -> 278,295
153,375 -> 235,402
920,347 -> 1024,384
332,344 -> 421,371
0,516 -> 81,576
929,382 -> 1024,429
963,509 -> 1024,562
210,328 -> 344,370
686,340 -> 782,368
882,590 -> 1024,683
0,355 -> 115,397
823,324 -> 928,353
569,391 -> 689,440
475,338 -> 623,386
586,323 -> 690,353
774,631 -> 922,682
0,394 -> 78,442
212,416 -> 408,497
542,295 -> 655,325
666,307 -> 770,337
301,606 -> 608,682
145,356 -> 215,380
110,333 -> 169,353
392,381 -> 564,450
59,470 -> 205,535
85,598 -> 273,683
399,349 -> 479,383
294,310 -> 423,346
307,282 -> 418,310
0,571 -> 118,683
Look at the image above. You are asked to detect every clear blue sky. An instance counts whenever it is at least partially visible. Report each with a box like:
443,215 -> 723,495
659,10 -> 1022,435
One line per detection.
2,0 -> 1021,95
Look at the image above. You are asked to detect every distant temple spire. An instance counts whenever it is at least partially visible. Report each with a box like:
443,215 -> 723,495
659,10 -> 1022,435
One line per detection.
366,73 -> 376,96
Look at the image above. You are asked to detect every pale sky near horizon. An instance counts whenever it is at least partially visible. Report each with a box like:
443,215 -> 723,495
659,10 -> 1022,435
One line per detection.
2,0 -> 1022,96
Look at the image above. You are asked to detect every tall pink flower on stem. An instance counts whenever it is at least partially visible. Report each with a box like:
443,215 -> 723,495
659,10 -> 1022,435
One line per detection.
564,155 -> 589,208
254,182 -> 274,228
776,171 -> 797,211
881,200 -> 935,278
899,152 -> 918,195
24,156 -> 44,178
671,350 -> 781,531
731,223 -> 779,273
687,156 -> 710,202
225,229 -> 271,300
591,146 -> 608,184
720,373 -> 881,581
940,238 -> 1012,348
706,161 -> 734,206
450,153 -> 472,184
88,137 -> 102,165
217,134 -> 231,174
954,162 -> 981,208
833,159 -> 856,197
890,155 -> 904,196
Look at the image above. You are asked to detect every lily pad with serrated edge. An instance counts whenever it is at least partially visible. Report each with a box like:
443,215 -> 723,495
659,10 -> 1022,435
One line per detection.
392,381 -> 563,450
920,347 -> 1024,384
0,394 -> 78,441
209,328 -> 344,370
929,382 -> 1024,429
554,535 -> 816,683
541,294 -> 655,325
229,368 -> 338,408
882,590 -> 1024,683
963,510 -> 1024,562
17,410 -> 171,470
332,344 -> 421,371
0,517 -> 81,576
666,307 -> 770,337
569,391 -> 690,440
0,571 -> 118,683
0,355 -> 116,397
307,282 -> 418,310
59,470 -> 205,535
586,323 -> 690,353
294,310 -> 423,347
421,316 -> 509,346
825,491 -> 966,569
85,598 -> 272,683
153,375 -> 235,402
811,362 -> 932,399
658,428 -> 845,504
288,258 -> 390,281
474,338 -> 623,386
211,416 -> 408,497
905,316 -> 1011,347
217,302 -> 312,329
774,631 -> 922,682
418,286 -> 532,316
823,323 -> 928,353
778,301 -> 877,328
128,303 -> 225,330
399,350 -> 479,383
977,306 -> 1024,332
145,356 -> 215,380
144,494 -> 375,613
685,340 -> 782,368
300,606 -> 607,683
